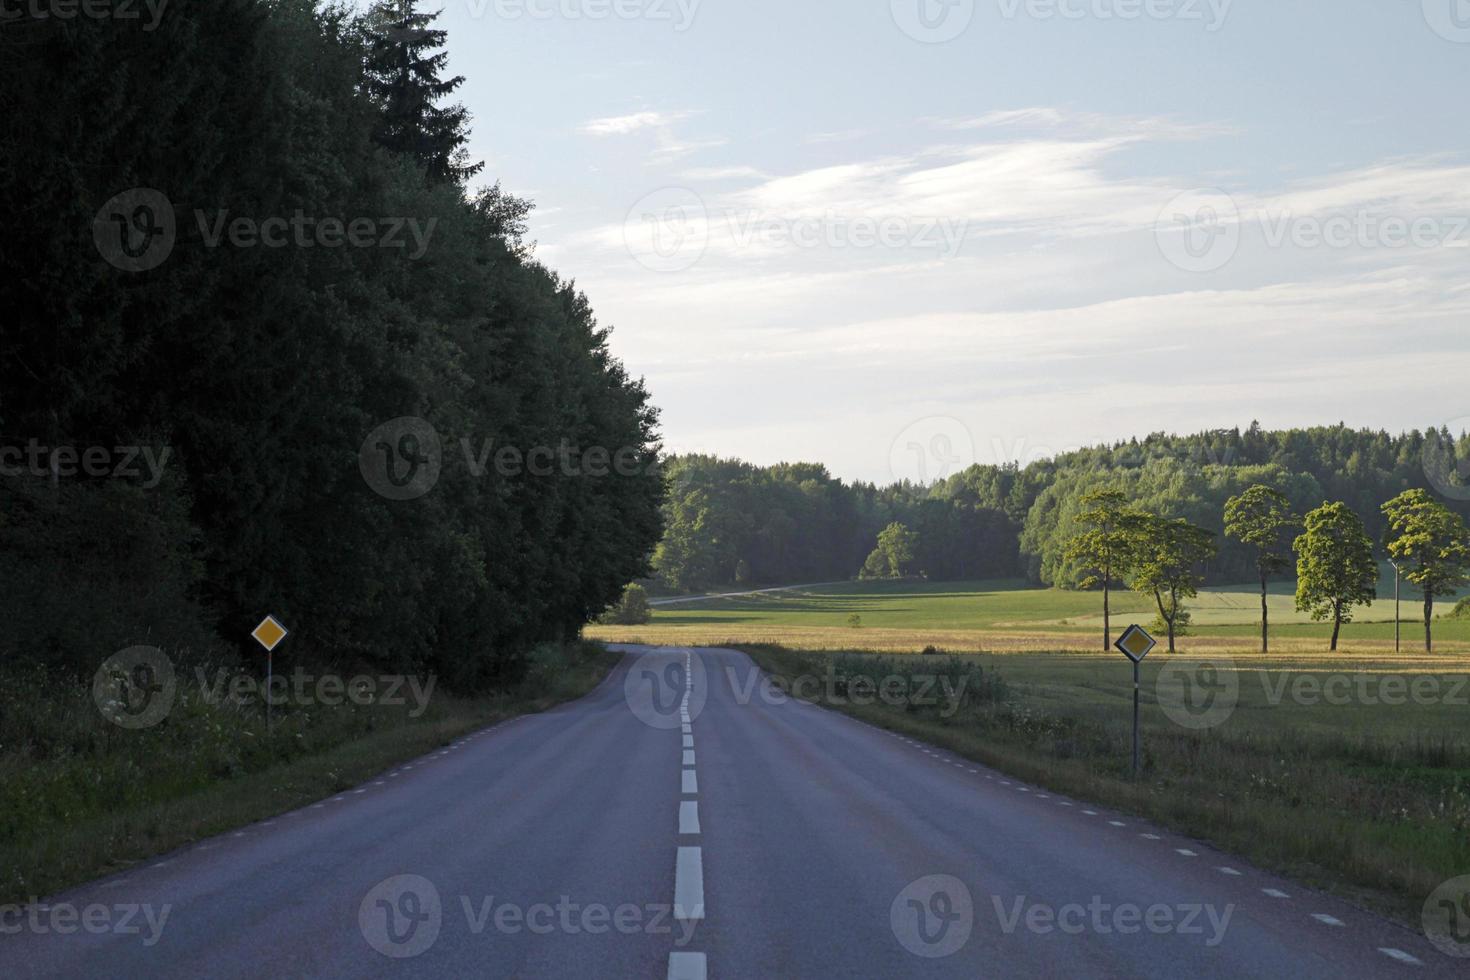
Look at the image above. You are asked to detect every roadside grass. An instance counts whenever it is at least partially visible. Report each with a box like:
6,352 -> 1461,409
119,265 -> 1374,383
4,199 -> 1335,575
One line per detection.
737,643 -> 1470,927
0,642 -> 616,904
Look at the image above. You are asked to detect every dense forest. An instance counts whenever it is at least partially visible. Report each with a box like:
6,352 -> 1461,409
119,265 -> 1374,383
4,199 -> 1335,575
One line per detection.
0,0 -> 664,688
653,424 -> 1470,593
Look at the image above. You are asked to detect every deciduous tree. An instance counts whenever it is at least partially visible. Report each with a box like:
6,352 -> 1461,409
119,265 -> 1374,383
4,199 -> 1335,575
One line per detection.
1382,489 -> 1470,652
1128,515 -> 1216,653
1064,488 -> 1141,651
1224,484 -> 1300,653
1295,502 -> 1378,651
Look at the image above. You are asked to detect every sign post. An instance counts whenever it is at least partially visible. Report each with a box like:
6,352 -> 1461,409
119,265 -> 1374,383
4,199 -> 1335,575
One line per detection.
1114,624 -> 1157,777
251,615 -> 290,735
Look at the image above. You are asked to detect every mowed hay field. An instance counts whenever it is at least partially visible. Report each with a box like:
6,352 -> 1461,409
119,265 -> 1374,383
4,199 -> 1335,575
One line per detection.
589,578 -> 1470,925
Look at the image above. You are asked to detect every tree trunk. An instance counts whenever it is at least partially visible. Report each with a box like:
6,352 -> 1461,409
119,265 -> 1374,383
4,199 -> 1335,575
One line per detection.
1103,572 -> 1111,652
1260,571 -> 1269,654
1425,592 -> 1434,653
1330,603 -> 1342,652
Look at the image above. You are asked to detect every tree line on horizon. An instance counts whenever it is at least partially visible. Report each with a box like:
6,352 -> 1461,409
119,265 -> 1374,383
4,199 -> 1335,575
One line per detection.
1,0 -> 664,689
651,425 -> 1470,649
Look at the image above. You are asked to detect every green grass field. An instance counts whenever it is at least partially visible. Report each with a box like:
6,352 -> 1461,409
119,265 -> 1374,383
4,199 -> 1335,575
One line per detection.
590,572 -> 1470,653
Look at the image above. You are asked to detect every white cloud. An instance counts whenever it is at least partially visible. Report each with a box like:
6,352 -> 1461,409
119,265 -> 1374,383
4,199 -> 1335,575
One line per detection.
580,110 -> 695,137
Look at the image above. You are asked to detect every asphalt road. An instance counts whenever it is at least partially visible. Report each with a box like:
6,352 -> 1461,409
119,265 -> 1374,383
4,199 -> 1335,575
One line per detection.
5,646 -> 1460,978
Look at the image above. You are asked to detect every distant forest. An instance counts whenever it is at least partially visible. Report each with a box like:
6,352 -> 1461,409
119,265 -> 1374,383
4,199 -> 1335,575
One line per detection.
653,424 -> 1470,592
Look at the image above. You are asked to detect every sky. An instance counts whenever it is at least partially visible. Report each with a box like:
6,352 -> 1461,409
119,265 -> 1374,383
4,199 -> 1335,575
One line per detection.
393,0 -> 1470,485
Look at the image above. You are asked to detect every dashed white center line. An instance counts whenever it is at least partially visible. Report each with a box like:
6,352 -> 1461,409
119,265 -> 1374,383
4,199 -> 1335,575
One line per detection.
679,801 -> 701,835
683,750 -> 696,766
674,845 -> 706,923
682,723 -> 692,734
1082,810 -> 1097,816
1311,914 -> 1345,927
1175,849 -> 1197,857
1262,888 -> 1290,899
1108,821 -> 1125,827
1140,833 -> 1160,840
683,735 -> 694,748
667,952 -> 707,980
682,769 -> 698,794
1378,948 -> 1422,965
1217,867 -> 1241,876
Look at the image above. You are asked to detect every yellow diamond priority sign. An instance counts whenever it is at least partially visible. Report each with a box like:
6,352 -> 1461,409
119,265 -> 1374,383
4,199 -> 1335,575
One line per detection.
252,615 -> 289,653
1115,624 -> 1156,663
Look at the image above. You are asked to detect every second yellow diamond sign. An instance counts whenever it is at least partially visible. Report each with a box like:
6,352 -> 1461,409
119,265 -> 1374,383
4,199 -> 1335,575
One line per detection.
1115,624 -> 1156,663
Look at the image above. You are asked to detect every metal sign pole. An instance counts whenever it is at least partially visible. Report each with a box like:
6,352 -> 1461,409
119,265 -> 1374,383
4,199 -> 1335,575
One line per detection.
267,653 -> 273,736
1394,562 -> 1402,654
1132,659 -> 1141,777
1115,624 -> 1155,779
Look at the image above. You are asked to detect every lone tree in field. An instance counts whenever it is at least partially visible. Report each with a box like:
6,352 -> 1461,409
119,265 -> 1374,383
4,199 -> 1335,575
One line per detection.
1064,488 -> 1141,651
364,1 -> 485,185
861,522 -> 918,579
1382,489 -> 1470,652
1224,485 -> 1300,653
1128,515 -> 1217,653
1294,501 -> 1378,651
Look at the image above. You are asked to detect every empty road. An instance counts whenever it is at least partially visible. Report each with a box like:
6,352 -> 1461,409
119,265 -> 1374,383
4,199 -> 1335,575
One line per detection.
4,646 -> 1458,978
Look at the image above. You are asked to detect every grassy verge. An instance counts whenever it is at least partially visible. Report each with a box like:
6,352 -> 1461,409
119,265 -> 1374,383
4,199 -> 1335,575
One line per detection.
737,643 -> 1470,928
0,641 -> 617,904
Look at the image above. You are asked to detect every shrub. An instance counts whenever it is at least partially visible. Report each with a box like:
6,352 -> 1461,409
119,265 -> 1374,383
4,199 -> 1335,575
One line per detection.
598,584 -> 653,626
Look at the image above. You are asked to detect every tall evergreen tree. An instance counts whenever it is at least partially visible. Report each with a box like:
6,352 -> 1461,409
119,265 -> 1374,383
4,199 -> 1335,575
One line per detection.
363,1 -> 484,185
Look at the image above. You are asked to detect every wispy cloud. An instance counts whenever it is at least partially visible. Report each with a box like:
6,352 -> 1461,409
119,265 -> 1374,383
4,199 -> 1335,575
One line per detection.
579,109 -> 725,161
581,110 -> 696,137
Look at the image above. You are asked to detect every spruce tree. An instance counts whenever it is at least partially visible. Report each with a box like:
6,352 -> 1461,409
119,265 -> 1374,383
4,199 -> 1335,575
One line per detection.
363,1 -> 484,185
